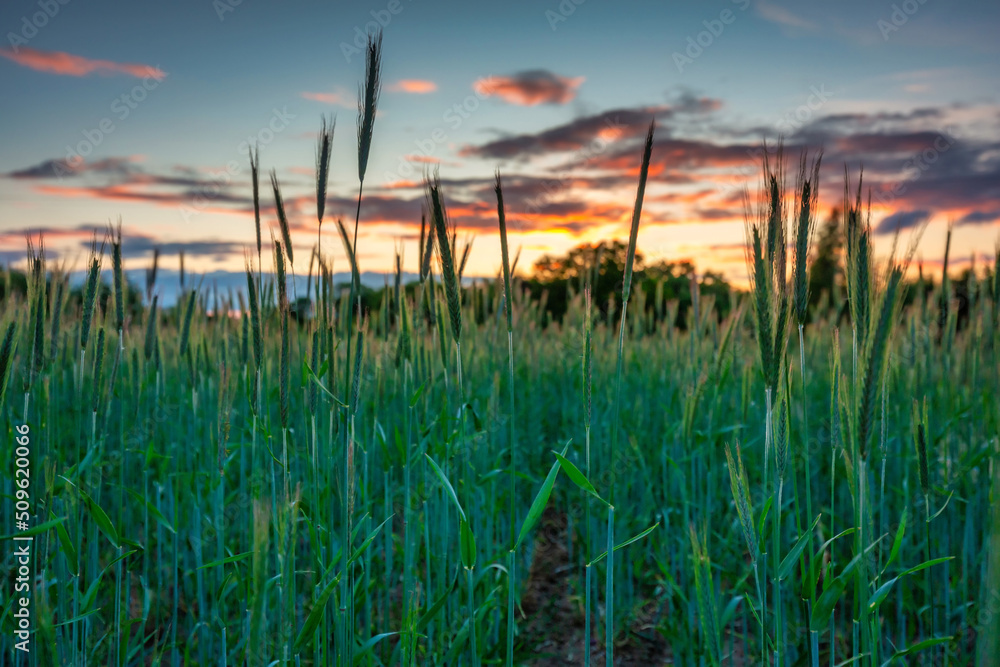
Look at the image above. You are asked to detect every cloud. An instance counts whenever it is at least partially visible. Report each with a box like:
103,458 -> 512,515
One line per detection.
301,88 -> 353,107
34,183 -> 247,212
694,207 -> 741,221
405,155 -> 440,164
381,179 -> 423,190
387,79 -> 436,94
12,158 -> 258,214
461,95 -> 726,161
461,106 -> 668,160
583,137 -> 767,172
0,223 -> 106,248
0,47 -> 165,79
0,223 -> 241,260
9,99 -> 998,274
960,209 -> 1000,225
875,209 -> 931,235
755,2 -> 817,30
766,107 -> 1000,225
7,156 -> 144,179
473,70 -> 584,106
403,155 -> 462,167
7,158 -> 78,179
117,237 -> 244,260
831,131 -> 956,156
786,108 -> 945,146
670,91 -> 724,114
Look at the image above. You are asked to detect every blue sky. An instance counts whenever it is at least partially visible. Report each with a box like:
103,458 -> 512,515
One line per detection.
2,0 -> 998,294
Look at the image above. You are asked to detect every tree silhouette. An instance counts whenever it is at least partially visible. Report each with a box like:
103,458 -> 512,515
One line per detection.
527,240 -> 731,327
808,206 -> 843,314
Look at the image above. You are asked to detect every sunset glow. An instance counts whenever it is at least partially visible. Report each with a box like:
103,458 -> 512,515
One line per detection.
1,0 -> 998,300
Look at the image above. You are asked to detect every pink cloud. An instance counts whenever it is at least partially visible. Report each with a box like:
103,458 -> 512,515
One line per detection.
473,70 -> 584,106
403,155 -> 461,167
0,47 -> 166,80
301,88 -> 353,107
302,92 -> 348,106
387,79 -> 437,94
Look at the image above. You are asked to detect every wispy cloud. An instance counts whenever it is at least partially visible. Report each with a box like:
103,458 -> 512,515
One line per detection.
301,87 -> 353,107
7,156 -> 145,179
460,100 -> 719,160
387,79 -> 437,94
875,209 -> 931,235
960,209 -> 1000,225
755,2 -> 817,31
403,155 -> 462,167
473,70 -> 584,106
0,47 -> 165,79
461,107 -> 658,160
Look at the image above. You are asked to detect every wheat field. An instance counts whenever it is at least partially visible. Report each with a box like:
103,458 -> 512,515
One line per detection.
2,31 -> 999,667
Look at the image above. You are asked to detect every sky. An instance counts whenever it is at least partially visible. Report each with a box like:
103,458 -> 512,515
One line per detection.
1,0 -> 999,299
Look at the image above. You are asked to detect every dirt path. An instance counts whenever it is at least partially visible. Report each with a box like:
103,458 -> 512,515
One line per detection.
518,507 -> 671,666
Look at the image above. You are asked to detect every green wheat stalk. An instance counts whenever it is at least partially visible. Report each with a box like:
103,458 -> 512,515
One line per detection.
495,171 -> 518,667
607,119 -> 654,667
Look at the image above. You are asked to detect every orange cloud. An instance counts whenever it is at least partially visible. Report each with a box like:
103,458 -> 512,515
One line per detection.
301,89 -> 352,107
32,184 -> 241,218
387,79 -> 437,94
382,179 -> 422,190
0,47 -> 165,79
401,155 -> 462,168
474,70 -> 584,106
0,224 -> 103,246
